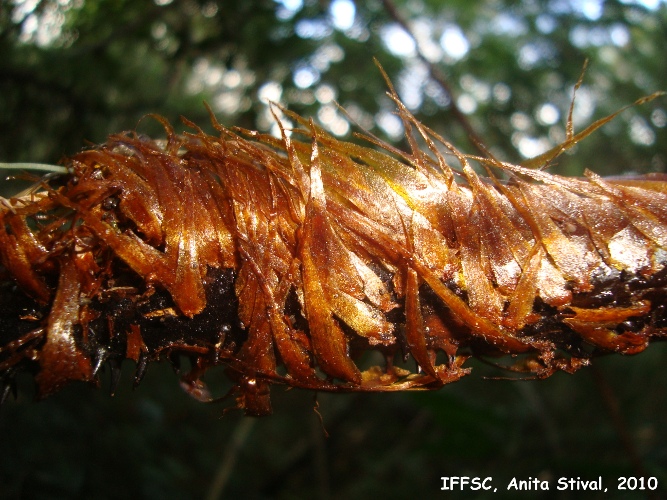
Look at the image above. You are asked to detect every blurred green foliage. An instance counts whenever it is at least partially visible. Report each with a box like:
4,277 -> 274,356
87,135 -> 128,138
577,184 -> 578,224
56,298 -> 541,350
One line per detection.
1,0 -> 666,498
1,0 -> 665,172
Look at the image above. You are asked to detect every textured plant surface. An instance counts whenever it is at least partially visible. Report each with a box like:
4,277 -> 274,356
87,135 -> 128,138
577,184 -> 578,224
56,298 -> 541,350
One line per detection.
1,85 -> 665,415
2,2 -> 667,498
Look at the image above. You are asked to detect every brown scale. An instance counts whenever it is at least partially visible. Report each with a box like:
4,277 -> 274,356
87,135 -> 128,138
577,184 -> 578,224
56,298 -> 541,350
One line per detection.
1,93 -> 666,416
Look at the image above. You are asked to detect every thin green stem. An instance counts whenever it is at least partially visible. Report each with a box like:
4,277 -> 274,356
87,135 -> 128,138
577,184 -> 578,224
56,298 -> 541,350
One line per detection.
0,163 -> 68,174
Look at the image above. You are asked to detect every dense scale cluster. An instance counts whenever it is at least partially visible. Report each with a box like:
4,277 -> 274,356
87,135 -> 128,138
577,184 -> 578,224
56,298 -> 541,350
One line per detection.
1,97 -> 666,415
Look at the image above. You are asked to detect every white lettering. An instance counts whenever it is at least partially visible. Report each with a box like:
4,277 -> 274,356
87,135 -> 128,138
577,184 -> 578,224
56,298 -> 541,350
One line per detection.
507,477 -> 549,490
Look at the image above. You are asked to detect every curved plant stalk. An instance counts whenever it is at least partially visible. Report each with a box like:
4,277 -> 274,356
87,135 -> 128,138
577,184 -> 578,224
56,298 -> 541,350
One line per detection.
0,82 -> 665,415
0,163 -> 69,174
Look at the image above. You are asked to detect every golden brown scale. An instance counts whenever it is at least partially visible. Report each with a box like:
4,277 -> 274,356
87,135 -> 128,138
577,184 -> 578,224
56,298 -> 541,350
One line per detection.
0,93 -> 666,415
